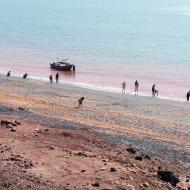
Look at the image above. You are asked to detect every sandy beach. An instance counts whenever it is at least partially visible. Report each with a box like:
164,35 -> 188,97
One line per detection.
0,75 -> 189,189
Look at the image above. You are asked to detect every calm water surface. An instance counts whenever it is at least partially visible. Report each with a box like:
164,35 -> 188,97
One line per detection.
0,0 -> 190,100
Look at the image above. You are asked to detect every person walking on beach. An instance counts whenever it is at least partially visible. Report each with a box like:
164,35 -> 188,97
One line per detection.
23,73 -> 28,79
49,75 -> 53,83
55,72 -> 59,83
135,80 -> 139,93
152,84 -> 156,97
122,81 -> 126,94
7,71 -> 11,77
186,90 -> 190,102
78,97 -> 84,108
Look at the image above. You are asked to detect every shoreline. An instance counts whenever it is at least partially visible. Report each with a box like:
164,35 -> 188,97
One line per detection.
0,71 -> 187,103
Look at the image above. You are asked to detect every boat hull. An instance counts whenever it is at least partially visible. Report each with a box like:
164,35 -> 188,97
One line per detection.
50,64 -> 73,71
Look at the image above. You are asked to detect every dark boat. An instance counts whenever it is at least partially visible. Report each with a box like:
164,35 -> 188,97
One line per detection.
50,58 -> 75,71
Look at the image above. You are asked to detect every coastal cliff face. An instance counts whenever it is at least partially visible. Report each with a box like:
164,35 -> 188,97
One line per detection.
0,76 -> 189,189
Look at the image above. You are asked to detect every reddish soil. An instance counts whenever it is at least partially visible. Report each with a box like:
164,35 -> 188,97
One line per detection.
0,111 -> 189,190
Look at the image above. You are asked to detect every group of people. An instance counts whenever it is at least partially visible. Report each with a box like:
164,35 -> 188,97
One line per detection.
49,72 -> 60,84
6,70 -> 60,84
7,71 -> 28,79
6,70 -> 85,107
122,80 -> 159,97
5,70 -> 190,103
122,80 -> 140,95
122,80 -> 190,102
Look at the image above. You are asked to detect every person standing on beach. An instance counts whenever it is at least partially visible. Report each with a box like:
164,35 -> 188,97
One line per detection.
186,90 -> 190,102
135,80 -> 139,93
122,81 -> 126,94
7,71 -> 11,77
23,73 -> 28,79
152,84 -> 156,97
49,75 -> 53,83
78,97 -> 84,108
55,72 -> 59,83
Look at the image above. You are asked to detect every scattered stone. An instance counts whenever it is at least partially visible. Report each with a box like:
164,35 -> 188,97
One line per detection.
144,154 -> 151,160
92,181 -> 100,187
75,151 -> 88,157
127,147 -> 137,154
1,120 -> 21,127
100,167 -> 107,171
131,163 -> 136,167
143,181 -> 149,187
157,170 -> 179,186
6,124 -> 13,128
129,169 -> 137,174
10,127 -> 16,132
50,146 -> 55,150
135,156 -> 143,161
129,176 -> 134,181
110,167 -> 117,172
18,107 -> 25,111
1,182 -> 11,188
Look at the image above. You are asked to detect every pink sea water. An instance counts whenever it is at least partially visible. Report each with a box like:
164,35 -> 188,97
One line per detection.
0,0 -> 190,101
0,46 -> 189,101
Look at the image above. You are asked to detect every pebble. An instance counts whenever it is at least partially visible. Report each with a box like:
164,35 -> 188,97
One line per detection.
157,170 -> 179,186
100,167 -> 107,171
129,176 -> 134,181
10,127 -> 16,132
110,167 -> 117,172
6,124 -> 13,128
143,181 -> 149,187
135,156 -> 143,161
92,181 -> 100,187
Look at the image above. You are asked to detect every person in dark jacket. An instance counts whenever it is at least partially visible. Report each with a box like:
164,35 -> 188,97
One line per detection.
152,84 -> 156,97
78,97 -> 84,107
186,91 -> 190,102
23,73 -> 28,79
135,80 -> 139,93
7,71 -> 11,77
55,72 -> 59,83
49,75 -> 53,83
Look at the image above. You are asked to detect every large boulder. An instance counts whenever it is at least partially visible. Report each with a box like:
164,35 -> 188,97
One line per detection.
157,170 -> 179,186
